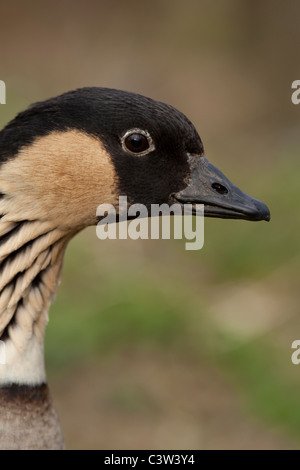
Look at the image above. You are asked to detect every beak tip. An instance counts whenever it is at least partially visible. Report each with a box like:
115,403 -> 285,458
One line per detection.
255,201 -> 271,222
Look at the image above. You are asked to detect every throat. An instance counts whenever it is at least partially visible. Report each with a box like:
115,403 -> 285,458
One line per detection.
0,218 -> 71,386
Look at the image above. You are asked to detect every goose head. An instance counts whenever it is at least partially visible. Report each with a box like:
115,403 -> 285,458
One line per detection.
0,87 -> 270,232
0,87 -> 270,449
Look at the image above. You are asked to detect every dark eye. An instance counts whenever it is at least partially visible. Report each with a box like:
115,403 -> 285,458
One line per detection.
125,133 -> 149,153
121,129 -> 155,156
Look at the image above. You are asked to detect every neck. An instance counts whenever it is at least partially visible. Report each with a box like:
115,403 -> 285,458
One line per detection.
0,384 -> 65,449
0,218 -> 71,385
0,217 -> 72,449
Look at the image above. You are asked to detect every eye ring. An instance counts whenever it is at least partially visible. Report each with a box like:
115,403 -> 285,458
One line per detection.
121,128 -> 155,156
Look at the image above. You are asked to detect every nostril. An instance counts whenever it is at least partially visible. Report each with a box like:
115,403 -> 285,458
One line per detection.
211,182 -> 228,194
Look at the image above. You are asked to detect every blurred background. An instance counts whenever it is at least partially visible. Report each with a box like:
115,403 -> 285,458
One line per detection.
1,0 -> 299,450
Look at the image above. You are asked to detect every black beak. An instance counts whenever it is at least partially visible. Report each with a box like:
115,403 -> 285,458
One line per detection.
173,156 -> 270,222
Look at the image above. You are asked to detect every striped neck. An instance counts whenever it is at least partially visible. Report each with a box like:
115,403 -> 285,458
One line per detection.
0,218 -> 71,386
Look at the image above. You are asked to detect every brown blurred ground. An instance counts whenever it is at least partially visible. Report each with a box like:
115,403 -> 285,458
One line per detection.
53,351 -> 292,450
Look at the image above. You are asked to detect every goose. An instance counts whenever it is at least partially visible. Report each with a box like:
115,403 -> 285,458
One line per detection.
0,87 -> 270,450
